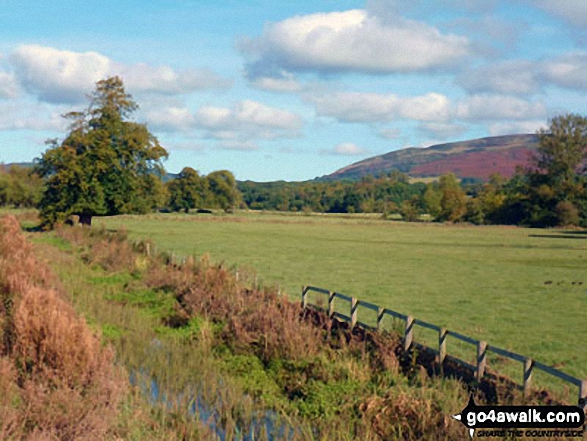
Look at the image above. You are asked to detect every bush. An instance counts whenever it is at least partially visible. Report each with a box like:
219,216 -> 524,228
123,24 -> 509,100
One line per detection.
0,215 -> 125,440
555,201 -> 580,226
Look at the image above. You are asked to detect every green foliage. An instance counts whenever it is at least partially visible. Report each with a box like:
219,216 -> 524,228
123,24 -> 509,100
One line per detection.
167,167 -> 206,213
206,170 -> 240,211
100,211 -> 587,385
399,196 -> 421,222
36,77 -> 168,228
239,172 -> 425,214
437,173 -> 467,222
167,168 -> 241,213
511,114 -> 587,227
535,113 -> 587,183
423,183 -> 442,218
0,165 -> 43,208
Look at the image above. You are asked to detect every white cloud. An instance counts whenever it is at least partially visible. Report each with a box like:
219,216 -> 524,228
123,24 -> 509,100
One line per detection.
457,60 -> 540,95
216,140 -> 259,151
141,98 -> 303,142
322,143 -> 369,156
448,16 -> 523,49
249,71 -> 303,93
168,141 -> 206,152
437,0 -> 499,13
143,105 -> 195,132
531,0 -> 587,28
0,71 -> 21,98
11,45 -> 110,104
455,94 -> 547,121
0,100 -> 66,131
419,122 -> 467,139
542,52 -> 587,91
457,53 -> 587,95
195,100 -> 303,138
10,45 -> 231,104
488,120 -> 546,136
115,63 -> 232,95
240,9 -> 470,76
378,128 -> 401,139
306,91 -> 451,123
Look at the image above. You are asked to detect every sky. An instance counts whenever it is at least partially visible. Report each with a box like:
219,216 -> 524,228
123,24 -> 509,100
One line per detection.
1,0 -> 587,181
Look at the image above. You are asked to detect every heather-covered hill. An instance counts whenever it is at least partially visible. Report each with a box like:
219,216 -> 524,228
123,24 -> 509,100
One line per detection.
324,134 -> 539,181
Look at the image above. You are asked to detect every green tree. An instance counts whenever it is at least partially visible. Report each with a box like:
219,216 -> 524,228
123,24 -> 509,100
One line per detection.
0,165 -> 43,208
523,114 -> 587,226
168,167 -> 207,213
535,114 -> 587,185
434,174 -> 467,222
206,170 -> 240,212
423,183 -> 442,218
37,77 -> 168,227
399,196 -> 421,222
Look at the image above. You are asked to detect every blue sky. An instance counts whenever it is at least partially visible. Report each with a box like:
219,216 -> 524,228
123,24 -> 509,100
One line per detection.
1,0 -> 587,181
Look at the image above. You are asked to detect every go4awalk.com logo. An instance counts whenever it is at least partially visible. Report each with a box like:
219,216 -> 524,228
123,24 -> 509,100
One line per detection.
452,396 -> 585,438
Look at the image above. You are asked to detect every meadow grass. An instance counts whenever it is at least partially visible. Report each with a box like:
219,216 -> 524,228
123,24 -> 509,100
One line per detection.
97,212 -> 587,388
28,225 -> 481,440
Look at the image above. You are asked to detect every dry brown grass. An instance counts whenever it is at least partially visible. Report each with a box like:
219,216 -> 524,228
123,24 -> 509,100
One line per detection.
0,215 -> 126,440
56,224 -> 137,272
145,256 -> 324,364
360,389 -> 463,440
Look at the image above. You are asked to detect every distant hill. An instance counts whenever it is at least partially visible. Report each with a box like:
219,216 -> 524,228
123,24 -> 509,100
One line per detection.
2,162 -> 35,169
323,134 -> 540,181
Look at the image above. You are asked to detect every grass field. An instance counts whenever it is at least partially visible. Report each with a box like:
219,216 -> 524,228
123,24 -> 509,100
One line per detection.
98,212 -> 586,388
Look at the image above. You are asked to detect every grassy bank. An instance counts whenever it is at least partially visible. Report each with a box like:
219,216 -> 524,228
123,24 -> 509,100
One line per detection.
26,222 -> 513,440
96,212 -> 587,387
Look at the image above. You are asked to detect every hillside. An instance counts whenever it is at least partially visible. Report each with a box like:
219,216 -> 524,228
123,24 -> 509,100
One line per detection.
324,134 -> 539,181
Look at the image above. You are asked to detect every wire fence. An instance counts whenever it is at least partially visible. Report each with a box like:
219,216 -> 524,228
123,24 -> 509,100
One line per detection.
302,285 -> 587,411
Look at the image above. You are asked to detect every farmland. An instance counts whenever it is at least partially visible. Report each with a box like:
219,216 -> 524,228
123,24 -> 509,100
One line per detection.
98,211 -> 587,386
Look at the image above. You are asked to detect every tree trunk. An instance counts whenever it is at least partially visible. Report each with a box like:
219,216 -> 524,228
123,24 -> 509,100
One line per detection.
79,214 -> 93,227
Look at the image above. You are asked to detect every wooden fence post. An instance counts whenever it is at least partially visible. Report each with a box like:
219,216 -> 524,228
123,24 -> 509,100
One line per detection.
377,307 -> 384,331
439,328 -> 448,374
477,341 -> 487,381
145,242 -> 151,257
328,291 -> 335,317
579,380 -> 587,410
301,286 -> 308,309
523,357 -> 533,398
351,297 -> 358,328
404,315 -> 414,352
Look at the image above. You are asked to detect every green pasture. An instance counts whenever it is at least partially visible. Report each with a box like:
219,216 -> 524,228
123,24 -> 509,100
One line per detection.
98,212 -> 587,387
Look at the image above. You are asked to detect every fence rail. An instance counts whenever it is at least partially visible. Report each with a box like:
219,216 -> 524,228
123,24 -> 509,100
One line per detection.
301,285 -> 587,410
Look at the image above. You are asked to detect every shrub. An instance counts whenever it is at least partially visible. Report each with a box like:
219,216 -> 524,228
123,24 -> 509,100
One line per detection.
0,215 -> 125,440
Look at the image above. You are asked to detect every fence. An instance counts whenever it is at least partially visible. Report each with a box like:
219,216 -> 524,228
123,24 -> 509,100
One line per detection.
302,285 -> 587,411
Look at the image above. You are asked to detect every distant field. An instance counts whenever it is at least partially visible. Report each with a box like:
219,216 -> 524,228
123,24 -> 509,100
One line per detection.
98,212 -> 587,387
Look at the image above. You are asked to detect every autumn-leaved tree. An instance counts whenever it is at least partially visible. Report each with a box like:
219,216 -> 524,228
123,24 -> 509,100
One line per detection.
37,77 -> 168,227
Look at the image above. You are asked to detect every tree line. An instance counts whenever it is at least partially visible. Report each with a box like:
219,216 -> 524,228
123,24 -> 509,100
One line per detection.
239,114 -> 587,227
2,77 -> 585,228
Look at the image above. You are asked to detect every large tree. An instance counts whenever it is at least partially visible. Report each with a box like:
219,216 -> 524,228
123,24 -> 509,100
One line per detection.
37,77 -> 168,227
524,114 -> 587,226
206,170 -> 240,212
167,167 -> 207,213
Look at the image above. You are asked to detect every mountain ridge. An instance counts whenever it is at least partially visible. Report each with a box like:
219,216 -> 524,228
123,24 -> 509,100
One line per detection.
322,134 -> 540,181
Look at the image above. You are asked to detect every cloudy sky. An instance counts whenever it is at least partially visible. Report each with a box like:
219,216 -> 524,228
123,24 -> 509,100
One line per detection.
1,0 -> 587,181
